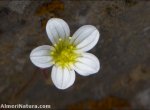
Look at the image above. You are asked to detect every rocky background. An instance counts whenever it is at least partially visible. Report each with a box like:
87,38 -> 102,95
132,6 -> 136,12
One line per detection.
0,0 -> 150,109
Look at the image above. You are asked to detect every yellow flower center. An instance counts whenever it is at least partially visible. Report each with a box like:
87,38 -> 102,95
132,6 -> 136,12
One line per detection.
50,37 -> 80,69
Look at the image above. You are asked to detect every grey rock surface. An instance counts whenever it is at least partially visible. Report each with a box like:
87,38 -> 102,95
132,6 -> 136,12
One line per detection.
133,88 -> 150,109
8,1 -> 31,14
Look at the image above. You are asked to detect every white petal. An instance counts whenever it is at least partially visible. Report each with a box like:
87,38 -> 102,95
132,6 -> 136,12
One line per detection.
46,18 -> 70,44
51,66 -> 75,89
71,25 -> 100,52
30,45 -> 54,68
73,53 -> 100,76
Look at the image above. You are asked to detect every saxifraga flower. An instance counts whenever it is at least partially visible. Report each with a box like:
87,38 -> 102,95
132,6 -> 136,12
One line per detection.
30,18 -> 100,90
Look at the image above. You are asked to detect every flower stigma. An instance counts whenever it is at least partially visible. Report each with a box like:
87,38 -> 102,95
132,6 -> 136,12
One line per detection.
50,37 -> 80,69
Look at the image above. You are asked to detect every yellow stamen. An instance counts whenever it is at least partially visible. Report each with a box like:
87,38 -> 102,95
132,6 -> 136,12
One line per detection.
59,38 -> 62,41
50,37 -> 80,69
50,52 -> 54,55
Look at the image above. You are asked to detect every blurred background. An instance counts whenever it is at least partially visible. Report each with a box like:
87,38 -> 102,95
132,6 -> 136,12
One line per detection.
0,0 -> 150,109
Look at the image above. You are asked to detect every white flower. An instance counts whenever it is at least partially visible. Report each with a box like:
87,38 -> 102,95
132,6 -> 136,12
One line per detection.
30,18 -> 100,90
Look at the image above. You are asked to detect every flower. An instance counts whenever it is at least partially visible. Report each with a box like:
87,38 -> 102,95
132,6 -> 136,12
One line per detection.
30,18 -> 100,90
